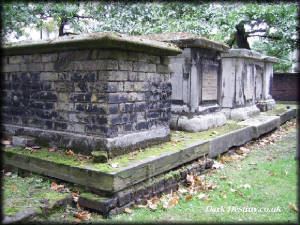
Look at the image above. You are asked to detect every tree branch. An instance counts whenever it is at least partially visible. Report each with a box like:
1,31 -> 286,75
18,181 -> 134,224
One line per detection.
73,14 -> 94,19
247,29 -> 267,34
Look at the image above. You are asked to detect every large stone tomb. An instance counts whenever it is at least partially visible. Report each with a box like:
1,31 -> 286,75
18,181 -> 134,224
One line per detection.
1,32 -> 182,157
138,33 -> 230,132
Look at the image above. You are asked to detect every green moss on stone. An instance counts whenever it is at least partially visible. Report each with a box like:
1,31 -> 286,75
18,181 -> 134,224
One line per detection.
92,151 -> 108,163
3,121 -> 244,174
80,192 -> 108,201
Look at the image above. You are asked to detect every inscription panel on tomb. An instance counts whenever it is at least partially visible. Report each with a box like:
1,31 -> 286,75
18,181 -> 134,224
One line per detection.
202,62 -> 219,101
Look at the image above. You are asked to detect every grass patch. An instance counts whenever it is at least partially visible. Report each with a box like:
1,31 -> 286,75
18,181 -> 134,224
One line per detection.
3,173 -> 70,216
111,127 -> 298,223
265,104 -> 298,116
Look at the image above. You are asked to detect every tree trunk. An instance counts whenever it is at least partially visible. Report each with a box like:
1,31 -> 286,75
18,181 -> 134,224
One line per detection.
58,21 -> 65,36
235,23 -> 250,49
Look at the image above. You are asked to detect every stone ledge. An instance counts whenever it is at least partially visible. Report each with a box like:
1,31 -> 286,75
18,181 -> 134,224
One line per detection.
209,126 -> 253,158
137,32 -> 229,52
238,115 -> 281,139
2,195 -> 72,224
221,48 -> 262,60
3,110 -> 296,204
3,32 -> 182,56
172,112 -> 227,132
2,124 -> 171,158
77,158 -> 214,217
278,108 -> 297,124
222,105 -> 260,120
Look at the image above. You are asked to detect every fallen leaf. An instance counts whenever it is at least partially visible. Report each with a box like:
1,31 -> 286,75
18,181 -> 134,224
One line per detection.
73,218 -> 81,223
32,146 -> 41,149
242,184 -> 251,189
50,182 -> 64,191
168,198 -> 178,208
5,172 -> 12,177
48,148 -> 56,152
185,195 -> 192,200
289,202 -> 298,212
212,161 -> 224,169
207,183 -> 218,190
178,186 -> 188,194
74,211 -> 91,220
136,204 -> 147,208
78,156 -> 85,161
230,188 -> 237,193
10,186 -> 17,191
111,163 -> 119,168
220,157 -> 225,164
85,156 -> 92,160
61,213 -> 67,218
197,193 -> 208,199
124,208 -> 132,214
25,147 -> 33,151
65,150 -> 75,156
72,193 -> 79,202
236,190 -> 245,198
150,196 -> 160,204
202,196 -> 212,201
285,169 -> 289,175
186,174 -> 195,185
235,149 -> 244,155
220,175 -> 228,180
148,202 -> 158,211
236,165 -> 243,170
2,140 -> 11,145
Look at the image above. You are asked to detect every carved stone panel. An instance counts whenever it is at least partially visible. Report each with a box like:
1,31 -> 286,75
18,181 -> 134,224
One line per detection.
202,61 -> 219,101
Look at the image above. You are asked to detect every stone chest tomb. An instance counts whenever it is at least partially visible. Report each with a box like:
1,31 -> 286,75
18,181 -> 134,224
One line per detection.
139,33 -> 230,132
1,32 -> 181,157
221,49 -> 279,120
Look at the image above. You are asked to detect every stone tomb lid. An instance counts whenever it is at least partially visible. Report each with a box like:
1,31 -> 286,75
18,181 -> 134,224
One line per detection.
261,56 -> 280,63
137,32 -> 229,52
221,48 -> 260,60
3,32 -> 182,56
221,49 -> 279,63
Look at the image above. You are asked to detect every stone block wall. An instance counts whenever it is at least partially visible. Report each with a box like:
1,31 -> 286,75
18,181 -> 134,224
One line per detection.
221,49 -> 278,119
2,33 -> 181,157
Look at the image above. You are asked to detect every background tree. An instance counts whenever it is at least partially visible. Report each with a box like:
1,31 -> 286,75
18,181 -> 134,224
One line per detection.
2,2 -> 298,71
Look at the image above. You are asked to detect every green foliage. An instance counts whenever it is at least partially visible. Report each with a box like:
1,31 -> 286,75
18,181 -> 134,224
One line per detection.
2,2 -> 298,70
252,40 -> 294,72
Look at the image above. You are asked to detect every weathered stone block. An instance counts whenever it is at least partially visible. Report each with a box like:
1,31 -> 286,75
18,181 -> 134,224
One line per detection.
9,55 -> 25,64
42,53 -> 58,62
133,62 -> 156,72
156,64 -> 169,73
119,61 -> 132,71
107,71 -> 128,81
92,151 -> 108,163
12,136 -> 36,147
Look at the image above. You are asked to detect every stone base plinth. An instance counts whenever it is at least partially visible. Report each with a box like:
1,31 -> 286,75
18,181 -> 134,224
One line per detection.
3,124 -> 170,158
170,112 -> 227,132
222,105 -> 260,121
256,99 -> 276,112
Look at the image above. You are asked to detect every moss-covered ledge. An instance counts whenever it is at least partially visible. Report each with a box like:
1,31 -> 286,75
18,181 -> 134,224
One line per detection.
137,32 -> 229,52
3,32 -> 182,56
221,48 -> 262,60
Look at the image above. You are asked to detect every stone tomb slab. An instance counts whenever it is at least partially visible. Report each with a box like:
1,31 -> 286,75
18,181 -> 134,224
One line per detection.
3,109 -> 296,216
3,138 -> 210,193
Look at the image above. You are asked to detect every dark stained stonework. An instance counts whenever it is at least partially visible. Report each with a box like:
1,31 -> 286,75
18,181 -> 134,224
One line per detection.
2,32 -> 182,157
